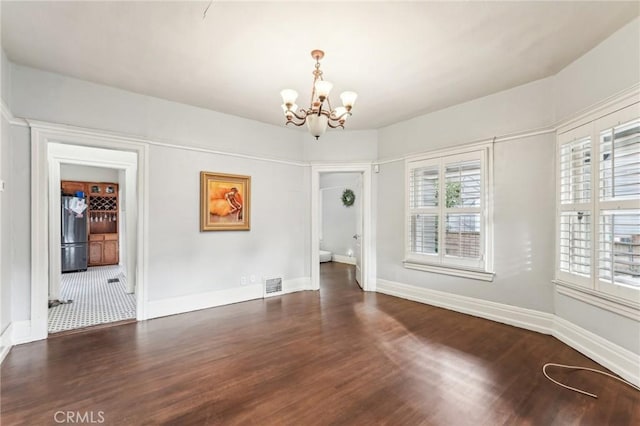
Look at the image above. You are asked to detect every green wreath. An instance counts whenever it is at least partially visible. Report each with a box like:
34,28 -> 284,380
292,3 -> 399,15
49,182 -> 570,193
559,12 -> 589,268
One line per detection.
341,189 -> 356,207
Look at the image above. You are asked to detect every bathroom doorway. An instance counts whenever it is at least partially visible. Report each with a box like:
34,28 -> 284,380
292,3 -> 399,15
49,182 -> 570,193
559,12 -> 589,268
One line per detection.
311,164 -> 374,292
318,172 -> 363,288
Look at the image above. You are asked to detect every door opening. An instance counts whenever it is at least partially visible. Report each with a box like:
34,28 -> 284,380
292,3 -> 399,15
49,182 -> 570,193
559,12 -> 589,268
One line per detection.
31,124 -> 148,343
50,164 -> 136,334
318,171 -> 363,289
311,164 -> 374,292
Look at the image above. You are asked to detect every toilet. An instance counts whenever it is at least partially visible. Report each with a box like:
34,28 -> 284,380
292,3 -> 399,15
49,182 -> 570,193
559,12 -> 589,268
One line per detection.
319,249 -> 332,263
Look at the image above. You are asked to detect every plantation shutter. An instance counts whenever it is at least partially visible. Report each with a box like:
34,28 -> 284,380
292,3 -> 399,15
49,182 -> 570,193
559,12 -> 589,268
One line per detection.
557,126 -> 593,286
556,102 -> 639,303
406,150 -> 487,270
597,117 -> 640,290
408,161 -> 439,257
443,158 -> 482,265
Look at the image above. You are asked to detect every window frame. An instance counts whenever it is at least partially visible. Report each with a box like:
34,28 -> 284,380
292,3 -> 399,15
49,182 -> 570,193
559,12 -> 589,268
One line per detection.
404,143 -> 494,280
555,102 -> 640,306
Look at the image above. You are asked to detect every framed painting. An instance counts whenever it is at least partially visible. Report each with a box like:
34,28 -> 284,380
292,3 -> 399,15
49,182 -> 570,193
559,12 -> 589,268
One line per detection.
200,172 -> 251,231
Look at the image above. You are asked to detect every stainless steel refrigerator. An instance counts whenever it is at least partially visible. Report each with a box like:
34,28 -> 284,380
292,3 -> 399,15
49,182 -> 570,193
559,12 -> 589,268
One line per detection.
61,196 -> 88,273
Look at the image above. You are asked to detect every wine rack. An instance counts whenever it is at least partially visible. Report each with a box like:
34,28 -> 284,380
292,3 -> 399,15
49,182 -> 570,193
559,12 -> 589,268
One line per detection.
90,196 -> 118,211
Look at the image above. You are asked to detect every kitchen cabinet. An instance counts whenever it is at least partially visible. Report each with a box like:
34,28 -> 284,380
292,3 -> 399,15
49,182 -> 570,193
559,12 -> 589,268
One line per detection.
89,233 -> 119,266
62,180 -> 120,267
61,181 -> 87,196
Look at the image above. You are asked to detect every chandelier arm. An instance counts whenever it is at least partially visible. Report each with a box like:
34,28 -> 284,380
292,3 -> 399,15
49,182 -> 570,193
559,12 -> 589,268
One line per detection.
326,121 -> 345,129
329,111 -> 352,122
286,119 -> 307,127
289,109 -> 309,121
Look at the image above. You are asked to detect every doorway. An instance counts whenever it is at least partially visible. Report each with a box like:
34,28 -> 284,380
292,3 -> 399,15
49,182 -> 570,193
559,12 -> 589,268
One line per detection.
31,123 -> 149,342
318,172 -> 363,288
49,164 -> 135,333
311,164 -> 375,292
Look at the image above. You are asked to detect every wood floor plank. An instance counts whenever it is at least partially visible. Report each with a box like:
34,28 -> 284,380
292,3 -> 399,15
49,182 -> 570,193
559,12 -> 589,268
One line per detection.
1,262 -> 639,425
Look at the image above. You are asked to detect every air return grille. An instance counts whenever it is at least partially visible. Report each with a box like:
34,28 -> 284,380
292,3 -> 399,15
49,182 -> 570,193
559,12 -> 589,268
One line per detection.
264,277 -> 283,298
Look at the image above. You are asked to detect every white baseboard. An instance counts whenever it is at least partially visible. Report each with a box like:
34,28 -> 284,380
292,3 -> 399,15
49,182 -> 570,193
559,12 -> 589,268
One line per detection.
1,320 -> 34,356
377,278 -> 640,387
11,321 -> 33,345
146,284 -> 263,319
0,324 -> 13,363
377,279 -> 554,334
332,254 -> 356,265
283,277 -> 312,294
553,317 -> 640,387
146,277 -> 312,319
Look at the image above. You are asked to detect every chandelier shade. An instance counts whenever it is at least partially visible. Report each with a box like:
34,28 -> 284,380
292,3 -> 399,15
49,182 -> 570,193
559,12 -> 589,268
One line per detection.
280,50 -> 356,140
307,114 -> 329,139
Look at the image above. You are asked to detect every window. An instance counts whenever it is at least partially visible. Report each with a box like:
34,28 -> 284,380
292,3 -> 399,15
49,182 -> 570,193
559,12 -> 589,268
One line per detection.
556,103 -> 639,304
405,145 -> 493,280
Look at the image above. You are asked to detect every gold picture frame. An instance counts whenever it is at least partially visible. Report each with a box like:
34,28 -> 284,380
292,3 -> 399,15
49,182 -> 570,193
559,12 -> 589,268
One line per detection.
200,171 -> 251,231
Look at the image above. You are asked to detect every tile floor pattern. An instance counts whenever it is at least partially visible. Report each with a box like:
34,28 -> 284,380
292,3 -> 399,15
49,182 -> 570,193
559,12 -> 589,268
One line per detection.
48,265 -> 136,333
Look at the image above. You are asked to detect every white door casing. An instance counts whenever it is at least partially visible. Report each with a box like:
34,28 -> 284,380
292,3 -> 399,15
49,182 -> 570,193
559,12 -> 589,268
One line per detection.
355,173 -> 363,288
311,163 -> 375,292
49,144 -> 137,298
31,121 -> 149,341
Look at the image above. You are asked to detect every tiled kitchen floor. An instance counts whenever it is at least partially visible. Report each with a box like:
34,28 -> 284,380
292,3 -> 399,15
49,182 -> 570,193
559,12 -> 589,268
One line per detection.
48,265 -> 136,333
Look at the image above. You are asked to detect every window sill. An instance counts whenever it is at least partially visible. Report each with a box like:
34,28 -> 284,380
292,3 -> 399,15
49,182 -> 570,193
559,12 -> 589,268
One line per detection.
403,261 -> 495,282
552,279 -> 640,321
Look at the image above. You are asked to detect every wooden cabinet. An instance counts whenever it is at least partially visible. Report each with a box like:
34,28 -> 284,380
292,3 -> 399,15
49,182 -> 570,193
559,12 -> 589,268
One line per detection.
89,240 -> 104,265
62,180 -> 120,267
61,181 -> 87,196
104,239 -> 119,265
89,233 -> 119,266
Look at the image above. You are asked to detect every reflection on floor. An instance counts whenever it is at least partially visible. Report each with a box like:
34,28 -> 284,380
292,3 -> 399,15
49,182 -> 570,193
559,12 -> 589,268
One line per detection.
48,265 -> 136,333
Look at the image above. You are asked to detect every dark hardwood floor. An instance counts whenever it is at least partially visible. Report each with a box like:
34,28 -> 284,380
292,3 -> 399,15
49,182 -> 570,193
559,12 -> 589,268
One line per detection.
2,262 -> 639,425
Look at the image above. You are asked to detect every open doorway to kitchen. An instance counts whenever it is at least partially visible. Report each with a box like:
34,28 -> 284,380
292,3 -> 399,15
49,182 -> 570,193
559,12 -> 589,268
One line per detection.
31,125 -> 148,343
49,164 -> 136,334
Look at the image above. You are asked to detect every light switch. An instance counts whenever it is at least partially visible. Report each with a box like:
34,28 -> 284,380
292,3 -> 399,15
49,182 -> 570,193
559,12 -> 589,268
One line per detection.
0,180 -> 5,192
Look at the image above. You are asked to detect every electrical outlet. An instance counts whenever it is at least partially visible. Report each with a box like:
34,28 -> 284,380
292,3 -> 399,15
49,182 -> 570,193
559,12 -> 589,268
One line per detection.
250,275 -> 256,283
240,276 -> 247,286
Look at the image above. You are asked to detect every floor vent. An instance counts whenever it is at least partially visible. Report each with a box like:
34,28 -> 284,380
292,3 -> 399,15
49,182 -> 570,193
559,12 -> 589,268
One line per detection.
107,278 -> 120,283
264,277 -> 283,298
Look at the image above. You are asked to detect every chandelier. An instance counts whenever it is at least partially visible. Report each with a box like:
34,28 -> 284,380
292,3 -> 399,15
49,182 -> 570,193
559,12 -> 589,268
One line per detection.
280,50 -> 357,140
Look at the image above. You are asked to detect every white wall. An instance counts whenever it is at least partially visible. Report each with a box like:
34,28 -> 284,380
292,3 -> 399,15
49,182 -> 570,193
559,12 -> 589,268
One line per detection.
6,62 -> 311,322
550,17 -> 640,352
0,44 -> 8,351
7,125 -> 29,321
148,145 -> 308,300
376,18 -> 640,351
10,64 -> 304,162
378,77 -> 555,160
303,130 -> 377,162
376,90 -> 559,313
1,49 -> 11,107
0,114 -> 11,332
320,172 -> 361,257
554,18 -> 640,121
60,164 -> 119,183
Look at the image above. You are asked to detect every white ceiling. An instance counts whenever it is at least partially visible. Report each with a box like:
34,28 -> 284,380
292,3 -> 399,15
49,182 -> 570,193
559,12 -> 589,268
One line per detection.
2,1 -> 638,130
